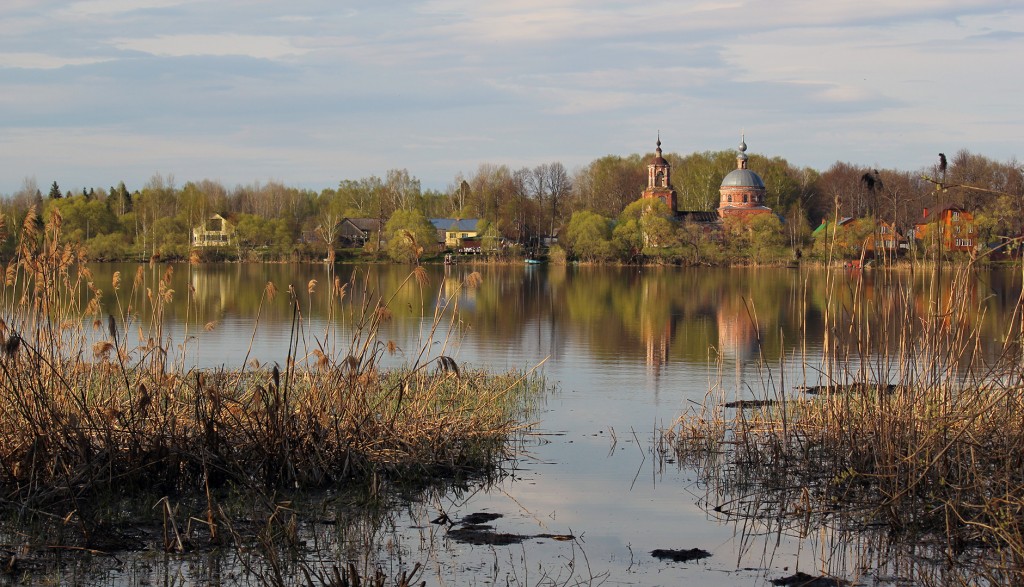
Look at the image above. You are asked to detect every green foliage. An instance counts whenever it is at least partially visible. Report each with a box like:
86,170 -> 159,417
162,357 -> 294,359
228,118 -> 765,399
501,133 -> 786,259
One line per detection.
671,150 -> 736,211
612,216 -> 642,259
234,213 -> 293,259
973,194 -> 1023,249
385,209 -> 436,263
45,195 -> 121,243
564,210 -> 613,262
477,221 -> 503,252
83,232 -> 131,261
152,215 -> 189,259
811,217 -> 878,260
721,214 -> 788,262
613,199 -> 677,259
6,143 -> 1023,267
747,214 -> 788,261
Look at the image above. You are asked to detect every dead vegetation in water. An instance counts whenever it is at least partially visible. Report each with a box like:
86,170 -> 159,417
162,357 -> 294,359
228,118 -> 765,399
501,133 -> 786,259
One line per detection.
667,262 -> 1024,585
0,206 -> 540,570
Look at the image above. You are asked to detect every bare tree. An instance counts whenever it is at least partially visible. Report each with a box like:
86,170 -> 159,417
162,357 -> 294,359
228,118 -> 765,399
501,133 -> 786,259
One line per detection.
384,169 -> 421,214
546,162 -> 572,237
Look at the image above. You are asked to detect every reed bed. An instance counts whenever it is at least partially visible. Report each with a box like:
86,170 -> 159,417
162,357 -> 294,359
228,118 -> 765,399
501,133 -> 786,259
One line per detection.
0,206 -> 539,569
668,261 -> 1024,585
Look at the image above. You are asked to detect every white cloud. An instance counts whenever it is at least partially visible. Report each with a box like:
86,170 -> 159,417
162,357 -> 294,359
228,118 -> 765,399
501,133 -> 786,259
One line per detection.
110,33 -> 311,60
61,0 -> 199,17
0,0 -> 1021,193
0,52 -> 113,69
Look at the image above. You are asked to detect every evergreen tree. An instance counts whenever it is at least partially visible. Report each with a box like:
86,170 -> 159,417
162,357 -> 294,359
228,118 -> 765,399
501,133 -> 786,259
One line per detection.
48,181 -> 62,199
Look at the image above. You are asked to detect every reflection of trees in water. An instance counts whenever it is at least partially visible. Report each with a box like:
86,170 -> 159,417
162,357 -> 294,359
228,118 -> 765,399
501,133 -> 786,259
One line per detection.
86,264 -> 1024,371
807,268 -> 1023,373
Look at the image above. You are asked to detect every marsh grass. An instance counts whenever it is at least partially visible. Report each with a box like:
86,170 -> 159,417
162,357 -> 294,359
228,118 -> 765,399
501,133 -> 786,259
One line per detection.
668,261 -> 1024,585
0,206 -> 540,580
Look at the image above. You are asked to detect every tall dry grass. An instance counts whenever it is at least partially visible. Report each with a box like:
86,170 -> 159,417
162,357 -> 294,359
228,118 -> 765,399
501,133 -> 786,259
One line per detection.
668,261 -> 1024,585
0,206 -> 539,557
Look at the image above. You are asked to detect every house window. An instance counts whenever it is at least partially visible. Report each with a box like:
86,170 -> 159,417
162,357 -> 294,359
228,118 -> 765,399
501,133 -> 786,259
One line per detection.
952,211 -> 960,221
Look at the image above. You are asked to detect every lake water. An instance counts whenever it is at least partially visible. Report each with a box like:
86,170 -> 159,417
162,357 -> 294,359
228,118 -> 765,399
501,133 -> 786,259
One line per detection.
83,262 -> 1023,586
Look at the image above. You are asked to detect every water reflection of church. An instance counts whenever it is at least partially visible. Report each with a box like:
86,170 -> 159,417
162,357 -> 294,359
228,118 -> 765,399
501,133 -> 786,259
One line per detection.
641,297 -> 760,376
638,133 -> 769,377
715,298 -> 760,363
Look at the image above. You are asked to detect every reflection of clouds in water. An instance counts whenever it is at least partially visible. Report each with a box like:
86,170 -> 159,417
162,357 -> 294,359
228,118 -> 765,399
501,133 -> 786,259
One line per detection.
84,263 -> 1009,584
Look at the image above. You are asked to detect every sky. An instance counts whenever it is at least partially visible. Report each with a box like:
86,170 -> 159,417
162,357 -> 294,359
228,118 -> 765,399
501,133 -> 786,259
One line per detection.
0,1 -> 1021,196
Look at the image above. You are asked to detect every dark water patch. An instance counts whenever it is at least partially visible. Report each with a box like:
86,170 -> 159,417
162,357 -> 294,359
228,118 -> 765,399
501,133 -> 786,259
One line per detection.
650,548 -> 711,562
771,571 -> 846,586
447,527 -> 528,545
445,512 -> 575,546
459,512 -> 503,525
536,533 -> 575,541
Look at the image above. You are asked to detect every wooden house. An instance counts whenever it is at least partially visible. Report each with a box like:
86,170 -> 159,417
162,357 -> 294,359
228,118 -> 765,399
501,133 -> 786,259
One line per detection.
430,218 -> 479,248
339,218 -> 382,246
192,214 -> 234,247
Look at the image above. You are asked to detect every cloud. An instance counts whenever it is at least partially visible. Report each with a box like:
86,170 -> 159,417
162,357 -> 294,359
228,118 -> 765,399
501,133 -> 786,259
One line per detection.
110,34 -> 310,60
0,52 -> 113,69
61,0 -> 200,17
0,0 -> 1021,194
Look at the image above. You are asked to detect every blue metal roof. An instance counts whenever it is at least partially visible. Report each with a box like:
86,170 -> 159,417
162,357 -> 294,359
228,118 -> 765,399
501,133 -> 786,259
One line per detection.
720,169 -> 765,188
430,218 -> 479,231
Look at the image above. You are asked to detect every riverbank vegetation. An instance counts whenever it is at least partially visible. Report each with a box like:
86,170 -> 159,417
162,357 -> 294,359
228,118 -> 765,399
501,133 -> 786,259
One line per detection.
667,261 -> 1024,584
0,207 -> 540,580
1,148 -> 1020,266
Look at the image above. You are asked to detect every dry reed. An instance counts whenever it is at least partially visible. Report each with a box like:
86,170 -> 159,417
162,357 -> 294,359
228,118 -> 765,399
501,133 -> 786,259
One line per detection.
0,207 -> 540,561
668,261 -> 1024,585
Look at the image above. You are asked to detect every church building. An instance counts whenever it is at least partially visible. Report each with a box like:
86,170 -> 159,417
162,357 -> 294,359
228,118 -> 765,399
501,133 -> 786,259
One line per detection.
641,135 -> 677,211
717,136 -> 771,219
640,135 -> 772,222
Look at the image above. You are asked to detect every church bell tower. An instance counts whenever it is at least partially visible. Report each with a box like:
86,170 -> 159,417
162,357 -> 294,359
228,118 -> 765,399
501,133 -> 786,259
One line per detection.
641,134 -> 677,212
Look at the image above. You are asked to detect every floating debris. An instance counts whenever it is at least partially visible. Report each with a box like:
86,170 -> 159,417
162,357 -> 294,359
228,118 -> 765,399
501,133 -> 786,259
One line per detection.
446,512 -> 574,546
650,548 -> 711,562
448,527 -> 526,545
459,512 -> 502,525
770,571 -> 846,586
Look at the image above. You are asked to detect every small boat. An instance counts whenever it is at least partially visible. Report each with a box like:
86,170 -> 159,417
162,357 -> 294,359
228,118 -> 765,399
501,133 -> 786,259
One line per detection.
525,258 -> 545,265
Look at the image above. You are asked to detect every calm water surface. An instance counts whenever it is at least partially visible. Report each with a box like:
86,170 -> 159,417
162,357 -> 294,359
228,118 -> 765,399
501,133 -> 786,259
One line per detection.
85,262 -> 1024,586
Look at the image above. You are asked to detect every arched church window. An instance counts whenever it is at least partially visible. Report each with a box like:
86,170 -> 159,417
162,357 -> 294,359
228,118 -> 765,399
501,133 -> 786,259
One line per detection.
656,171 -> 664,187
743,194 -> 748,203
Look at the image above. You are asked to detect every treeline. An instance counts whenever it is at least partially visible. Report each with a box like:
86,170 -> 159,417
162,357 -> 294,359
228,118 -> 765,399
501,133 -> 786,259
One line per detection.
1,148 -> 1021,263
